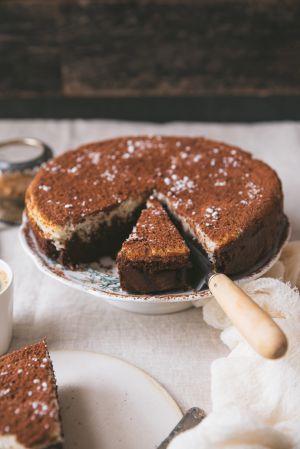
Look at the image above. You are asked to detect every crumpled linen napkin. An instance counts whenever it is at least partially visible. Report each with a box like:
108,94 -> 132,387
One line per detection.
169,241 -> 300,449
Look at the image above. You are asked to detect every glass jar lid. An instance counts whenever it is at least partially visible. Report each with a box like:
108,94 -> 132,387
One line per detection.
0,137 -> 53,172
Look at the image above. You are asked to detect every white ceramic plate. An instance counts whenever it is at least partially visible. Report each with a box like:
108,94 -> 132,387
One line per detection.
51,350 -> 182,449
20,216 -> 290,314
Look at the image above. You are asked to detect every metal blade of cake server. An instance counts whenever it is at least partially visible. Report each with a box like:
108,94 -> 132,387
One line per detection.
162,204 -> 211,290
187,239 -> 212,290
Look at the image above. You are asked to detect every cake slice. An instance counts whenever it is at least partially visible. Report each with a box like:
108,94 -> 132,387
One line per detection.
0,340 -> 63,449
117,199 -> 191,293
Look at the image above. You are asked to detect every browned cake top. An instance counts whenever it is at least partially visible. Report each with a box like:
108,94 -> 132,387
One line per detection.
26,136 -> 283,249
0,340 -> 62,448
119,199 -> 189,262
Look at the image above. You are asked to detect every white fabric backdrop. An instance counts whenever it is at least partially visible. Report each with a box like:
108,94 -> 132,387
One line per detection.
0,120 -> 299,412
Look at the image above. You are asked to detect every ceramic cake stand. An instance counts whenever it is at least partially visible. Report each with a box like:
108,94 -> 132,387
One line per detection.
20,216 -> 290,315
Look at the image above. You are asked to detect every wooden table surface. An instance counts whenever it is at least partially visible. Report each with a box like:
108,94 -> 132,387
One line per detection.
1,1 -> 300,121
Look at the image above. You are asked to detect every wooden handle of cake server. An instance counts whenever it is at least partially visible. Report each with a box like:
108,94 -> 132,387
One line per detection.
208,273 -> 288,359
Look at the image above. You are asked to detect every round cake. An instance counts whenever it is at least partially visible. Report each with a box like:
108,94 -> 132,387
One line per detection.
25,135 -> 287,292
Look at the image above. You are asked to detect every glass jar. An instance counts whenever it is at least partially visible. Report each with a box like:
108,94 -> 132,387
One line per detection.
0,138 -> 53,225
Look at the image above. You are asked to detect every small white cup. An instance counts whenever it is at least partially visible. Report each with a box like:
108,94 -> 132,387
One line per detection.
0,259 -> 13,356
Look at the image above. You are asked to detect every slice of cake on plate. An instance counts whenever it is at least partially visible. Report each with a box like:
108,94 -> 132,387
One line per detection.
0,340 -> 63,449
117,199 -> 191,293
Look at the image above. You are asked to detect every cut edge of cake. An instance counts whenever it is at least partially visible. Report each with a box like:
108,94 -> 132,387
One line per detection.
26,192 -> 147,252
157,191 -> 288,275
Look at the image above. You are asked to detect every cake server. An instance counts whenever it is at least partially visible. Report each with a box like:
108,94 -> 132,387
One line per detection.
163,206 -> 288,360
158,407 -> 206,449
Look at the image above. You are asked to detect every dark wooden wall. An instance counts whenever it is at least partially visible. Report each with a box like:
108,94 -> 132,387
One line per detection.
0,0 -> 300,121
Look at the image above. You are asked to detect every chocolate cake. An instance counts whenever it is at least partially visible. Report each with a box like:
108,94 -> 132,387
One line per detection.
117,199 -> 191,293
25,136 -> 287,292
0,340 -> 63,449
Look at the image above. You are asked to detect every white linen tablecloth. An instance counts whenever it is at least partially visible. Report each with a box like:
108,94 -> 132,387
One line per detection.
169,243 -> 300,449
0,120 -> 299,413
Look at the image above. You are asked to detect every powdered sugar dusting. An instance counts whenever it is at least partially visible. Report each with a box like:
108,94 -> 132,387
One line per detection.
237,181 -> 263,206
246,181 -> 263,200
127,226 -> 143,242
31,401 -> 49,416
38,185 -> 51,192
214,180 -> 226,187
67,165 -> 80,174
222,156 -> 240,168
0,388 -> 10,397
88,152 -> 101,165
193,154 -> 202,162
205,206 -> 221,222
170,176 -> 195,194
101,168 -> 117,182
